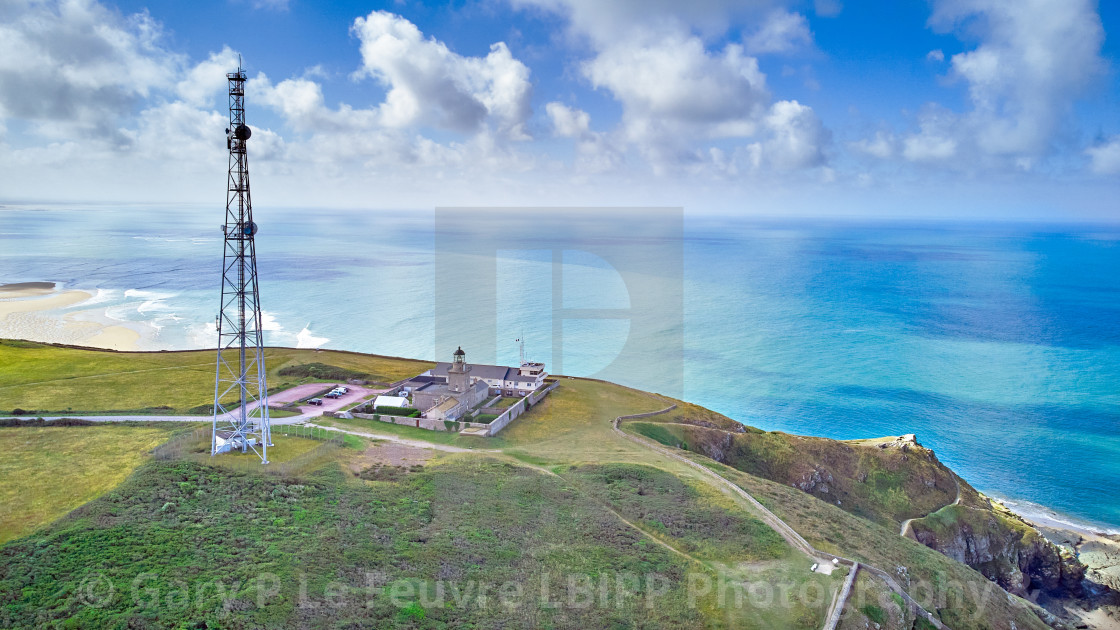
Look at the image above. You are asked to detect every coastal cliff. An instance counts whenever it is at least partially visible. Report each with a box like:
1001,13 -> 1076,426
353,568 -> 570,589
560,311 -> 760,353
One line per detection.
627,409 -> 1103,609
909,504 -> 1085,598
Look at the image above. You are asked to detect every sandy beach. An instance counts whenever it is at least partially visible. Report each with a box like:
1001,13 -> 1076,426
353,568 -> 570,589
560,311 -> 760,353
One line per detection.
0,282 -> 147,351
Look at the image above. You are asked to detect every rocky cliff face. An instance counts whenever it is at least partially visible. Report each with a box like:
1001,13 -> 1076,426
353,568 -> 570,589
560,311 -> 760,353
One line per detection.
640,417 -> 1094,604
910,505 -> 1086,598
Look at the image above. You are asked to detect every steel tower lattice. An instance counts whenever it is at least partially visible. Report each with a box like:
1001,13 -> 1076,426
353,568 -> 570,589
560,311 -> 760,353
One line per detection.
212,63 -> 271,463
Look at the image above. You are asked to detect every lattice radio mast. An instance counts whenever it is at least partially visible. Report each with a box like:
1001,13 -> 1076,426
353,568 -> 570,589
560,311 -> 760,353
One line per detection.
212,60 -> 271,463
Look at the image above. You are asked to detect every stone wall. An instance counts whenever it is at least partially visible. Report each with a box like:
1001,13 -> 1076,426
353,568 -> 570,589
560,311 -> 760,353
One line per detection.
351,412 -> 489,433
348,380 -> 558,437
487,380 -> 559,436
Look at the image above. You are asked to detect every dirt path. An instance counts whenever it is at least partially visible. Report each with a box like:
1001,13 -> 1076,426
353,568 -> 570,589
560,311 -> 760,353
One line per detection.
900,473 -> 963,537
303,422 -> 498,454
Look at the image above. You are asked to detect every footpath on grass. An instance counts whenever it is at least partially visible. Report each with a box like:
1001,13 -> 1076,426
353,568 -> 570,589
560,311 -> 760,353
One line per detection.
610,403 -> 950,630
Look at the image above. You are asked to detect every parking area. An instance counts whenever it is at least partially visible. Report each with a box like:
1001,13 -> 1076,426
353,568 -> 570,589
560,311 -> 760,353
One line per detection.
273,384 -> 383,417
269,383 -> 337,405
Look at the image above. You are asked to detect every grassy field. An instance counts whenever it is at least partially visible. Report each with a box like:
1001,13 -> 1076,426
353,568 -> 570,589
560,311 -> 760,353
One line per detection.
0,456 -> 800,629
0,339 -> 433,415
0,343 -> 1060,629
0,424 -> 181,543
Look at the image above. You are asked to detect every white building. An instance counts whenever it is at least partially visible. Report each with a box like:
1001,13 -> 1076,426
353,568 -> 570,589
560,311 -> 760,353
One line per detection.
373,395 -> 410,409
424,359 -> 548,397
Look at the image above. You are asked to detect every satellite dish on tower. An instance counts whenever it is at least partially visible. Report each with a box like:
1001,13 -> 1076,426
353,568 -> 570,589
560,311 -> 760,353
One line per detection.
235,124 -> 251,141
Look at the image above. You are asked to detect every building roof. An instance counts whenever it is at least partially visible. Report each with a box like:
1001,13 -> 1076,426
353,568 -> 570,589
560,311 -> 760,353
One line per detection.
403,374 -> 444,387
374,395 -> 409,408
431,362 -> 545,383
433,397 -> 460,414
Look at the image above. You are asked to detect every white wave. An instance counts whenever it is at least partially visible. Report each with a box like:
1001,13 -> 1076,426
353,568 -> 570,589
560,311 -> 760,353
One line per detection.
103,304 -> 132,322
995,497 -> 1120,536
82,288 -> 118,306
124,288 -> 177,314
188,321 -> 218,348
149,313 -> 183,332
132,236 -> 188,243
260,311 -> 284,333
296,323 -> 329,349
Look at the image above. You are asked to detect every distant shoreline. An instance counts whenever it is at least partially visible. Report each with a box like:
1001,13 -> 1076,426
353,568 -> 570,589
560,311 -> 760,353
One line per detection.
991,494 -> 1120,539
0,283 -> 146,351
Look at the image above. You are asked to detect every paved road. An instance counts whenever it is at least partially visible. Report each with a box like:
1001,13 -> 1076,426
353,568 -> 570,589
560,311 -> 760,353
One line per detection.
27,382 -> 385,426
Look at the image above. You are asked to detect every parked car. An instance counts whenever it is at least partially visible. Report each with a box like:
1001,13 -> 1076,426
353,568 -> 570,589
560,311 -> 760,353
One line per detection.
307,398 -> 323,406
324,391 -> 340,399
337,386 -> 349,394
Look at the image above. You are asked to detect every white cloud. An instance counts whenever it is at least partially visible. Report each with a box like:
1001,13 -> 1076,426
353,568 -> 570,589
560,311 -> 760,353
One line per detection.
760,100 -> 828,169
902,110 -> 959,162
926,49 -> 944,62
177,47 -> 241,107
583,33 -> 768,135
851,131 -> 895,159
745,11 -> 812,54
929,0 -> 1105,158
351,11 -> 533,139
545,102 -> 622,173
509,0 -> 784,45
1086,136 -> 1120,175
546,102 -> 590,137
0,0 -> 181,142
128,102 -> 228,163
250,74 -> 380,134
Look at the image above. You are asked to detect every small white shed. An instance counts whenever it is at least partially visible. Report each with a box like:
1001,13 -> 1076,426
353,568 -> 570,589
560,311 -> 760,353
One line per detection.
374,395 -> 410,409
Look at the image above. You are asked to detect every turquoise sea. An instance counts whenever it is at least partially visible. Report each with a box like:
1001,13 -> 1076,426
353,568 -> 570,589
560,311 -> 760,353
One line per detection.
2,205 -> 1119,532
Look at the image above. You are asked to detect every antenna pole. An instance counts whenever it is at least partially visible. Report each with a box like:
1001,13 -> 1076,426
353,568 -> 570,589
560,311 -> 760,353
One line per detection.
212,62 -> 271,464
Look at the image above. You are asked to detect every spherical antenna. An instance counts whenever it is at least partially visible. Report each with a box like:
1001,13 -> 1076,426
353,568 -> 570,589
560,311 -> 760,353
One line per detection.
235,125 -> 252,141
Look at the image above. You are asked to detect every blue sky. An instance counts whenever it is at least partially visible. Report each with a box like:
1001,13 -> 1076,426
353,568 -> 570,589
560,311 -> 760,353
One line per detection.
1,0 -> 1118,218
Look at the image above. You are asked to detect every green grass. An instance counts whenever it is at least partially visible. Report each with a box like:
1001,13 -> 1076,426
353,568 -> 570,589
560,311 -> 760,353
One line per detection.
565,463 -> 790,563
177,433 -> 326,467
0,424 -> 180,543
0,457 -> 721,629
861,604 -> 885,623
0,340 -> 432,415
668,450 -> 1052,630
488,396 -> 520,409
630,421 -> 690,449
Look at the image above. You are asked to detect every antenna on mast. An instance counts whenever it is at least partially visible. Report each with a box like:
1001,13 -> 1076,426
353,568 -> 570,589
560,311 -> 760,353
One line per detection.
212,60 -> 271,464
517,334 -> 525,367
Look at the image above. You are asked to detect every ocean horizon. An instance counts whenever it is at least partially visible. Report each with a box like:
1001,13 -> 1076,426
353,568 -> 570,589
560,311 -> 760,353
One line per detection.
2,204 -> 1119,534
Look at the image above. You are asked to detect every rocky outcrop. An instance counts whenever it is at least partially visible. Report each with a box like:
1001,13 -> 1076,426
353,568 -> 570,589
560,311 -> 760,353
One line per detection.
794,466 -> 835,494
691,430 -> 736,464
910,505 -> 1086,599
